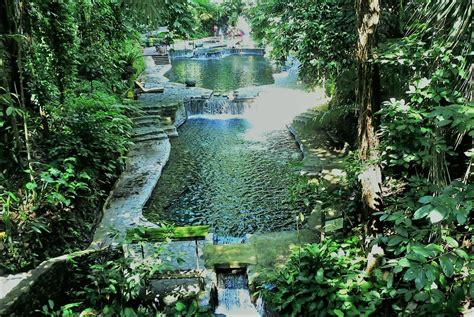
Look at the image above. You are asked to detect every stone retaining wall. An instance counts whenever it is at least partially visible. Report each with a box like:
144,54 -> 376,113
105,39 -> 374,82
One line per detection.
0,249 -> 110,315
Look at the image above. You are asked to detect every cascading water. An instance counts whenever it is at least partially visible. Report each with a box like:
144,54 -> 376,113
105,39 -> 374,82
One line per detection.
215,270 -> 261,317
185,96 -> 252,116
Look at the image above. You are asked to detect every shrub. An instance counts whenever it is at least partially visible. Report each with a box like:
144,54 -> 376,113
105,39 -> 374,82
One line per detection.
257,237 -> 384,316
46,91 -> 134,188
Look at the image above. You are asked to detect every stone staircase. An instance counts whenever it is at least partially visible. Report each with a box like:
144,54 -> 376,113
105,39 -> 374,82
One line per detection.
152,53 -> 170,66
131,104 -> 181,143
292,108 -> 320,126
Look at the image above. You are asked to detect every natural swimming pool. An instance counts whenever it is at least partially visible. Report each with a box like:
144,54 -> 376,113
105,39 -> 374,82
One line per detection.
145,55 -> 305,238
164,55 -> 275,92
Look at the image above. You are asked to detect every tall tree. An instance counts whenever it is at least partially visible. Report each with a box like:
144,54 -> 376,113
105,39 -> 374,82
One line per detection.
355,0 -> 382,232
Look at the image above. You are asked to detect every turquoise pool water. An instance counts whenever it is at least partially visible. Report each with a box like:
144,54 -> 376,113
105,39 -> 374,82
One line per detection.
165,55 -> 275,92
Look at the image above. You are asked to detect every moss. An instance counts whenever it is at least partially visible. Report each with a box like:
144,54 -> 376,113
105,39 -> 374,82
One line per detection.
204,243 -> 257,269
126,225 -> 208,242
203,230 -> 319,271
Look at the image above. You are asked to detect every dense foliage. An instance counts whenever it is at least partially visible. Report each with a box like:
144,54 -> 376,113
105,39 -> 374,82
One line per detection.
126,0 -> 245,40
0,0 -> 142,273
250,0 -> 473,315
258,238 -> 384,317
0,0 -> 471,315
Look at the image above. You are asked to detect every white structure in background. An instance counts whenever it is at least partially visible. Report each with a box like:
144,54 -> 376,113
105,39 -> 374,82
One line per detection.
235,16 -> 254,47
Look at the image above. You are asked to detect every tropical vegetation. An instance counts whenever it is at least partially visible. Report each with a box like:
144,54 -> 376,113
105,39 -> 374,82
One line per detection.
0,0 -> 472,315
249,0 -> 473,315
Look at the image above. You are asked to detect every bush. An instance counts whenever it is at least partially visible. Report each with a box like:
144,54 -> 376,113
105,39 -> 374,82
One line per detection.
256,237 -> 384,316
0,91 -> 135,274
46,91 -> 134,187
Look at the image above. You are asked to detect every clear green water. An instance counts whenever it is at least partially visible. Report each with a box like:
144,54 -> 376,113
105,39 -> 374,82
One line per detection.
144,117 -> 303,237
165,55 -> 275,92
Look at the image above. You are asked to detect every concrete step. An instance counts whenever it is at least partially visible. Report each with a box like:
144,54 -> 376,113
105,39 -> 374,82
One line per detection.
306,108 -> 320,115
132,115 -> 161,122
152,55 -> 170,65
297,112 -> 316,120
135,126 -> 165,138
145,110 -> 165,116
134,118 -> 160,127
162,125 -> 178,137
133,133 -> 168,143
140,105 -> 163,111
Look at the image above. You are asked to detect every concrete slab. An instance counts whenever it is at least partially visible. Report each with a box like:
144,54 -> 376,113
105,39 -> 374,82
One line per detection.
159,240 -> 200,272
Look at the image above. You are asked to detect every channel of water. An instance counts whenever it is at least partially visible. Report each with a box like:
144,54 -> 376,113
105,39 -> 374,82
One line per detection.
144,54 -> 307,316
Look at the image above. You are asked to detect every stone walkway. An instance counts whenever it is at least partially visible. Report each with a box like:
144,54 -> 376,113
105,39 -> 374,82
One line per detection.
93,56 -> 214,246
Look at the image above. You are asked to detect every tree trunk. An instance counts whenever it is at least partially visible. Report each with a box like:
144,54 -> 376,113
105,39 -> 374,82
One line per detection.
356,0 -> 382,233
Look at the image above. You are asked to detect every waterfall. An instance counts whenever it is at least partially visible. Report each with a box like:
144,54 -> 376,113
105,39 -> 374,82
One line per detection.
185,96 -> 252,116
215,270 -> 261,317
169,48 -> 265,61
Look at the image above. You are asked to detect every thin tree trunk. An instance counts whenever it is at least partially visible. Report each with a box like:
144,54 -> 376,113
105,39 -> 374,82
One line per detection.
356,0 -> 382,233
2,0 -> 23,161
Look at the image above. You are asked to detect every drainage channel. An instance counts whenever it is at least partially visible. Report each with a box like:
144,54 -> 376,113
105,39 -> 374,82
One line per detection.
214,268 -> 260,317
212,234 -> 261,316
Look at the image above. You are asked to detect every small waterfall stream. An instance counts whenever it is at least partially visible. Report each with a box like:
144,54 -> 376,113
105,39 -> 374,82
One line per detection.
215,270 -> 261,317
185,95 -> 251,116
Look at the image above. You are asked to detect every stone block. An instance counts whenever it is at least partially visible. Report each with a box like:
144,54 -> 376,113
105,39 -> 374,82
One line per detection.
151,277 -> 202,306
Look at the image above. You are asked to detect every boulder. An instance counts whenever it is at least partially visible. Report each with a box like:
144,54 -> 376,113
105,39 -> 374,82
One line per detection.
185,79 -> 196,87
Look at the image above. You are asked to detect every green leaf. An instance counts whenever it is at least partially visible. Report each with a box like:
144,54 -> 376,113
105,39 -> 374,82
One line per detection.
333,309 -> 344,317
399,258 -> 411,267
412,245 -> 435,258
175,301 -> 186,312
403,267 -> 418,281
439,255 -> 454,277
387,235 -> 406,246
436,119 -> 452,127
6,106 -> 14,116
123,307 -> 137,317
315,268 -> 324,283
415,271 -> 427,290
418,196 -> 433,204
443,236 -> 459,248
424,264 -> 437,282
428,208 -> 446,223
414,292 -> 429,302
454,249 -> 468,259
413,204 -> 432,220
25,182 -> 37,190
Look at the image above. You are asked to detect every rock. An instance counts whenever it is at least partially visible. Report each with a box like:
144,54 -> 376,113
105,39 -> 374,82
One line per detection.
185,79 -> 196,87
151,278 -> 202,306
